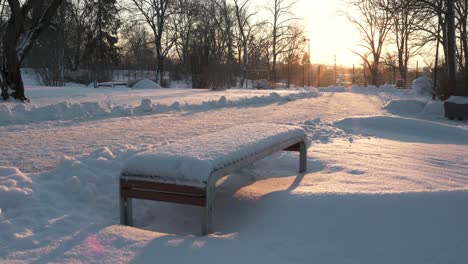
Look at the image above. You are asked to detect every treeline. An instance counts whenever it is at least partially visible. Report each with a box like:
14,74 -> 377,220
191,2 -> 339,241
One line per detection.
347,0 -> 468,98
0,0 -> 307,101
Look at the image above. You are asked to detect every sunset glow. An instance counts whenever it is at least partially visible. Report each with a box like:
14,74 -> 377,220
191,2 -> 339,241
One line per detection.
297,0 -> 362,66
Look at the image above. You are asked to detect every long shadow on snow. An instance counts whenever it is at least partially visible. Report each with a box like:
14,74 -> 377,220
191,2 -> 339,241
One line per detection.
335,115 -> 468,145
128,189 -> 468,264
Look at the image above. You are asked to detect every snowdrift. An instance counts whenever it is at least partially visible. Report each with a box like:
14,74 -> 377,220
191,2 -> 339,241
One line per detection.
384,99 -> 427,115
335,116 -> 468,144
384,99 -> 445,117
132,79 -> 162,89
0,89 -> 319,125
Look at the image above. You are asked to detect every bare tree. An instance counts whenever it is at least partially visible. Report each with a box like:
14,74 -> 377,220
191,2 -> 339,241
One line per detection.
347,0 -> 395,85
455,0 -> 468,85
64,0 -> 91,71
268,0 -> 297,85
234,0 -> 259,88
445,0 -> 457,92
0,0 -> 9,99
130,0 -> 174,85
415,0 -> 460,96
171,0 -> 198,78
390,0 -> 429,83
120,21 -> 155,70
282,23 -> 304,88
214,0 -> 235,65
1,0 -> 64,102
0,0 -> 7,26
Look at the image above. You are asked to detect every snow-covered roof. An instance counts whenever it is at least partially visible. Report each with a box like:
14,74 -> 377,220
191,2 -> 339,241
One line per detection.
121,123 -> 306,186
446,96 -> 468,104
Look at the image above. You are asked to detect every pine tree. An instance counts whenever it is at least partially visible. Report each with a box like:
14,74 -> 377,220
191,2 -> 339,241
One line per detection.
82,0 -> 121,82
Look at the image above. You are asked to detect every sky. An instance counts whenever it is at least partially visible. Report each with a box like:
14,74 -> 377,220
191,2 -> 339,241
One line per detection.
296,0 -> 362,66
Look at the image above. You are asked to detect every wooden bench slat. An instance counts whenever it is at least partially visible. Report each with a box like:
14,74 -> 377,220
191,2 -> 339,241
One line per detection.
119,124 -> 308,235
121,189 -> 206,207
120,179 -> 205,196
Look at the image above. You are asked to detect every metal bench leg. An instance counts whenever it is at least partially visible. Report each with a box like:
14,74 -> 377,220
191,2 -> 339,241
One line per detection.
299,141 -> 307,173
120,195 -> 126,225
120,196 -> 133,226
203,185 -> 215,235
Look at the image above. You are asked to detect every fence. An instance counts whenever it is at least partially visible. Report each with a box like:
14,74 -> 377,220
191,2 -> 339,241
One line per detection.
112,70 -> 158,82
263,63 -> 430,89
67,64 -> 431,89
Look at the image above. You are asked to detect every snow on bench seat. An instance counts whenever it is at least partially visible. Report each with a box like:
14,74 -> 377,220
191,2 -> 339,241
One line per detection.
121,123 -> 306,187
120,123 -> 307,234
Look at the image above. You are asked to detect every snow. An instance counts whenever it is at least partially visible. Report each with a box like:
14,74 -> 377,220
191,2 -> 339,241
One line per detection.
422,101 -> 445,116
0,88 -> 319,124
132,79 -> 162,89
352,84 -> 402,95
446,96 -> 468,104
20,68 -> 41,86
122,123 -> 306,185
319,86 -> 346,92
412,76 -> 433,97
1,85 -> 468,263
335,116 -> 468,144
384,99 -> 427,115
0,167 -> 33,210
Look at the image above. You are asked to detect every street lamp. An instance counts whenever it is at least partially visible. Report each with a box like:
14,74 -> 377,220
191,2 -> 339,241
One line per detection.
304,38 -> 311,87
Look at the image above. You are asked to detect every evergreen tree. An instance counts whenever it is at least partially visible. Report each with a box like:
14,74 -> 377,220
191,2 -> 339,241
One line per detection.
82,0 -> 121,82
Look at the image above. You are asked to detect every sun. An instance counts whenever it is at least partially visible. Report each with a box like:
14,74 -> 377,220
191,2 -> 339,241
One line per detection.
296,0 -> 363,67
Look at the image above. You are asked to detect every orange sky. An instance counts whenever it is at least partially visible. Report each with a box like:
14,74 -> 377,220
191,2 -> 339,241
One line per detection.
296,0 -> 363,66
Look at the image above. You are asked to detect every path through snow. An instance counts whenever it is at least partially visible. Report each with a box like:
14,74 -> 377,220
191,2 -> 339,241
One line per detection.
1,93 -> 385,172
1,89 -> 468,264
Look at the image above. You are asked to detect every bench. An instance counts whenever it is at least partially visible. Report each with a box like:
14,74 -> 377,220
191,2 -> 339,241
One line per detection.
445,96 -> 468,120
119,123 -> 308,235
96,81 -> 128,88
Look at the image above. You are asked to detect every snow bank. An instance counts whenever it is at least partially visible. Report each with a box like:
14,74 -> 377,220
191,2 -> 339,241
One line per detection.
412,76 -> 433,97
0,90 -> 319,125
335,116 -> 468,144
0,167 -> 33,211
351,85 -> 402,95
48,146 -> 138,203
383,99 -> 427,115
319,86 -> 346,93
0,101 -> 112,123
446,96 -> 468,104
384,99 -> 450,117
301,118 -> 349,143
422,101 -> 445,116
132,79 -> 162,89
122,123 -> 306,185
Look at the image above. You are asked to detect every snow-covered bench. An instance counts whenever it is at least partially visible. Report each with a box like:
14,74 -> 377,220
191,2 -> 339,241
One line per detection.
445,96 -> 468,120
119,123 -> 308,235
96,81 -> 128,88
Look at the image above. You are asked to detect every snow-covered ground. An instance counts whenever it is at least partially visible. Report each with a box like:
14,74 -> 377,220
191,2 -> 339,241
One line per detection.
1,84 -> 467,263
0,86 -> 318,124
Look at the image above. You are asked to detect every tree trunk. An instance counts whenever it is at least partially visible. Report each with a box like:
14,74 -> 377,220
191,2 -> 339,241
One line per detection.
1,0 -> 63,102
463,0 -> 468,92
2,0 -> 27,101
446,0 -> 457,95
157,52 -> 164,86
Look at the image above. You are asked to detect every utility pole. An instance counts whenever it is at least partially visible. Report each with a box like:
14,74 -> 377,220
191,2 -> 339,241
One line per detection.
304,38 -> 311,87
416,61 -> 419,78
334,53 -> 337,85
318,65 -> 321,87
